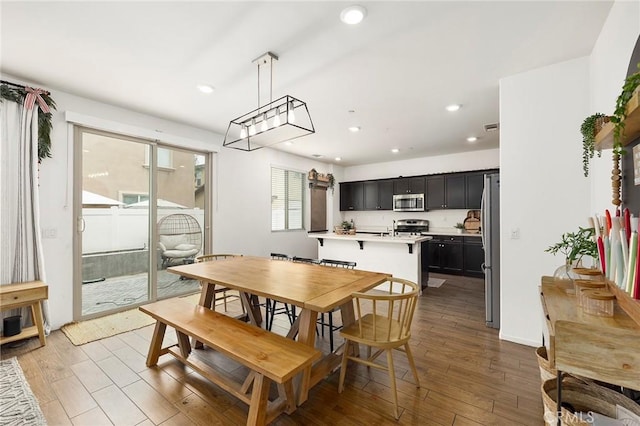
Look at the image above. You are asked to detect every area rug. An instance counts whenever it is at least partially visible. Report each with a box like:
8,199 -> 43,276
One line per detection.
427,278 -> 446,288
0,357 -> 46,425
62,292 -> 238,345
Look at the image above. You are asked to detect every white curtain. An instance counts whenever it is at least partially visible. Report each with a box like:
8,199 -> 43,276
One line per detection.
0,96 -> 51,334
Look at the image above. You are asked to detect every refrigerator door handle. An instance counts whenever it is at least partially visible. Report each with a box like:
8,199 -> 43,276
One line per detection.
480,185 -> 487,249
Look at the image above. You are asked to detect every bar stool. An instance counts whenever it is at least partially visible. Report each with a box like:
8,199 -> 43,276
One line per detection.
319,258 -> 356,352
265,253 -> 297,331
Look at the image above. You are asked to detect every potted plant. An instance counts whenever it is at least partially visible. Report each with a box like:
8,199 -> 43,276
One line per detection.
454,223 -> 465,234
545,227 -> 598,280
580,113 -> 607,177
335,220 -> 356,235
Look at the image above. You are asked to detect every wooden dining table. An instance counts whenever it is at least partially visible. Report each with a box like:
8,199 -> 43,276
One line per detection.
168,256 -> 390,405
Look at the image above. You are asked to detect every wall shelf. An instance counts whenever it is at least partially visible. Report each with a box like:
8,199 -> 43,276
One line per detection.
595,88 -> 640,150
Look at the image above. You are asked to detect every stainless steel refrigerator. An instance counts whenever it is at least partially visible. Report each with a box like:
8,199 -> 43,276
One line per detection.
481,173 -> 500,329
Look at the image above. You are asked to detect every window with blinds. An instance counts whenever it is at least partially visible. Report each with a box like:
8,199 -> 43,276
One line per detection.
271,167 -> 304,231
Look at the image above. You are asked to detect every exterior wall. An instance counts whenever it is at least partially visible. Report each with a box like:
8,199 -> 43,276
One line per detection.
82,132 -> 198,208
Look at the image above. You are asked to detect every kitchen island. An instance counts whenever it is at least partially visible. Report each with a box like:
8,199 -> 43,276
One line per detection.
308,232 -> 431,290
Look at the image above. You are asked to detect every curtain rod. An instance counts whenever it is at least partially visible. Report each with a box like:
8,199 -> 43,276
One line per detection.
0,79 -> 50,95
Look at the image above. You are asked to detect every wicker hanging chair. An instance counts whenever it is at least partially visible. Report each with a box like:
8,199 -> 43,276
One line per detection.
157,214 -> 203,267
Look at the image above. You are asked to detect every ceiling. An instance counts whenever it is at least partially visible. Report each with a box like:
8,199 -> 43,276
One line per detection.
1,1 -> 613,166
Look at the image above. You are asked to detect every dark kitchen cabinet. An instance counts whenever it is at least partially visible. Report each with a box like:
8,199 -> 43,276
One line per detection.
428,236 -> 463,275
446,174 -> 466,209
426,176 -> 445,209
463,237 -> 484,278
393,177 -> 425,195
426,174 -> 465,209
339,182 -> 364,211
465,172 -> 484,209
364,180 -> 393,210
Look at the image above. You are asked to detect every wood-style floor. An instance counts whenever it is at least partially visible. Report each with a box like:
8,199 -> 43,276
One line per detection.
1,274 -> 544,425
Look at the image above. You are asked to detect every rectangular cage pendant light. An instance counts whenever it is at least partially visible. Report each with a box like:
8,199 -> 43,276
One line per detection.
222,52 -> 315,151
223,95 -> 314,151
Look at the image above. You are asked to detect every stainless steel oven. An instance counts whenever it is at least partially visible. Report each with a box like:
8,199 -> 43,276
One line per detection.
392,193 -> 425,212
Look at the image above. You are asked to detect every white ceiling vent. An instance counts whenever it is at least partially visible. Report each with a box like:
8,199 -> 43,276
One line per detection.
484,123 -> 500,132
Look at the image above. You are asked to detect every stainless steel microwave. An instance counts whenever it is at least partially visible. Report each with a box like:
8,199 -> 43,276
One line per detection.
393,193 -> 425,212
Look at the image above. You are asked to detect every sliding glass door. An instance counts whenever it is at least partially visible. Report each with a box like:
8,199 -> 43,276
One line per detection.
74,127 -> 208,319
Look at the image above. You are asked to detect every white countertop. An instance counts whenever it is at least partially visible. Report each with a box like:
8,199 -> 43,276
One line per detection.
308,232 -> 431,244
422,228 -> 482,238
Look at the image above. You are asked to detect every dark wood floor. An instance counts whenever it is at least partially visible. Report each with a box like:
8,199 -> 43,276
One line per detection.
1,274 -> 544,425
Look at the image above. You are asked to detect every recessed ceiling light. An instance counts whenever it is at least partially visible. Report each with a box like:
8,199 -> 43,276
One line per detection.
340,5 -> 367,25
391,148 -> 399,153
445,104 -> 461,112
348,126 -> 361,132
284,141 -> 293,146
197,84 -> 214,94
467,136 -> 478,142
335,157 -> 342,161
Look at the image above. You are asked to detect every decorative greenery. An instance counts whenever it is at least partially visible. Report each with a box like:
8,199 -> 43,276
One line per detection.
327,173 -> 335,194
580,113 -> 605,177
341,220 -> 354,230
545,227 -> 597,264
0,83 -> 56,162
454,222 -> 465,229
610,64 -> 640,151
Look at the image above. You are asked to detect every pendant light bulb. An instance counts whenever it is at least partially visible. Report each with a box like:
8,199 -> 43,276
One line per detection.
287,101 -> 296,123
240,125 -> 247,139
261,113 -> 269,132
249,118 -> 256,136
273,108 -> 281,127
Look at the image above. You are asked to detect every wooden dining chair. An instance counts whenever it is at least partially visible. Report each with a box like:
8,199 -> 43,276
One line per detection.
264,253 -> 297,331
319,259 -> 356,351
337,277 -> 420,420
195,254 -> 242,312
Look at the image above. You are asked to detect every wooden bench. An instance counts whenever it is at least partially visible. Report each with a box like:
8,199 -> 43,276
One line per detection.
139,298 -> 321,426
0,280 -> 48,347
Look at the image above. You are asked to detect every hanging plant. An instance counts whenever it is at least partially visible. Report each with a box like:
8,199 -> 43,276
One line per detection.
0,83 -> 56,162
327,173 -> 335,194
610,65 -> 640,150
580,113 -> 606,177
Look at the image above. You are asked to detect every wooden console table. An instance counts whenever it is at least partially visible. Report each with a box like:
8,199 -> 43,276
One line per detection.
540,276 -> 640,424
0,281 -> 48,347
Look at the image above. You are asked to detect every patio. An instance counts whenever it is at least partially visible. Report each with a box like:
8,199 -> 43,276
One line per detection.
82,269 -> 200,315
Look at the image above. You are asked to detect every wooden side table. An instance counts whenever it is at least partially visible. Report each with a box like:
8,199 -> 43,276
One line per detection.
0,281 -> 48,347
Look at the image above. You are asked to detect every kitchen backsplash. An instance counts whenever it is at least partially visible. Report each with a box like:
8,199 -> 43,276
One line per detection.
340,209 -> 473,232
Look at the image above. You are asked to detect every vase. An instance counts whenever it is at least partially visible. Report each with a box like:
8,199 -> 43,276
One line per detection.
553,260 -> 581,282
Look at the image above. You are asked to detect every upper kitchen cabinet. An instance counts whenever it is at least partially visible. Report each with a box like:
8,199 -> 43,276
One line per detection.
340,182 -> 364,211
364,180 -> 393,210
393,177 -> 425,195
465,172 -> 485,209
426,174 -> 465,209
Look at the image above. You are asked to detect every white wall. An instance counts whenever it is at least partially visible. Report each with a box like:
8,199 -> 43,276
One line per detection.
488,0 -> 639,347
212,146 -> 340,258
3,74 -> 335,330
500,57 -> 591,346
344,149 -> 499,182
589,0 -> 640,215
